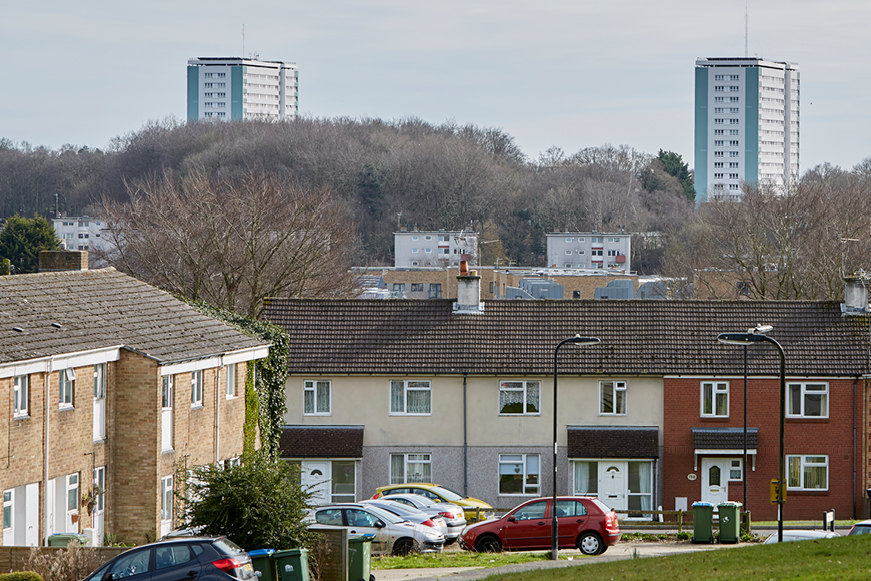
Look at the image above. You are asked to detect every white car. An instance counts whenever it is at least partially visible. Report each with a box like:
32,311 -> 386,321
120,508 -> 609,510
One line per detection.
378,493 -> 467,545
763,530 -> 839,543
360,499 -> 450,539
307,503 -> 445,555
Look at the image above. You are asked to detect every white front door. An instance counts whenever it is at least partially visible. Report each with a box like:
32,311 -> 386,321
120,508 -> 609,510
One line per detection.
599,463 -> 627,511
302,461 -> 331,505
701,458 -> 729,509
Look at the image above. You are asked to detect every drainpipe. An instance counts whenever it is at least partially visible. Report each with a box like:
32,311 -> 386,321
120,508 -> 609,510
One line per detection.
43,370 -> 50,546
854,377 -> 858,519
215,367 -> 221,464
463,373 -> 468,497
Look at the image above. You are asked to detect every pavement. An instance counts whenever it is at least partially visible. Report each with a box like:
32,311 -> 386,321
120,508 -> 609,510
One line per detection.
373,541 -> 747,581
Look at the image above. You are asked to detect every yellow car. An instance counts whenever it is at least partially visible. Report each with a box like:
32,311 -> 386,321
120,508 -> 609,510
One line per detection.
371,483 -> 492,522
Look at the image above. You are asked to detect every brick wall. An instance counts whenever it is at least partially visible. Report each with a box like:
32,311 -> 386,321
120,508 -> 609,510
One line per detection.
38,251 -> 88,272
664,376 -> 861,520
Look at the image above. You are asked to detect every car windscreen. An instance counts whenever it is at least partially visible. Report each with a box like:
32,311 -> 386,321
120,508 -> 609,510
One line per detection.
363,504 -> 407,524
429,486 -> 464,502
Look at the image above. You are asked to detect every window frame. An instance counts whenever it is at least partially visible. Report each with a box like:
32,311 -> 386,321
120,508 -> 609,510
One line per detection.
787,454 -> 828,491
191,370 -> 203,408
390,453 -> 432,484
599,380 -> 627,416
13,375 -> 28,417
498,453 -> 540,496
160,476 -> 173,523
304,380 -> 331,415
498,380 -> 541,416
59,368 -> 76,409
226,363 -> 236,399
700,381 -> 729,418
390,380 -> 432,415
786,382 -> 828,418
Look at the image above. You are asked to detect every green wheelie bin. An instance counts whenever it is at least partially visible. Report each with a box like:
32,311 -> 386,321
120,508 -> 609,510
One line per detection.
274,548 -> 309,581
692,502 -> 714,544
717,501 -> 742,544
348,535 -> 374,581
248,549 -> 276,581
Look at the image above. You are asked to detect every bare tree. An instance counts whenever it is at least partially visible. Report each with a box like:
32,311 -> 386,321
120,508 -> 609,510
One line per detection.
98,167 -> 356,317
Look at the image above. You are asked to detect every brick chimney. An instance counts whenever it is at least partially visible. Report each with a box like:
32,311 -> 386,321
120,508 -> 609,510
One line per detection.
39,250 -> 89,272
454,260 -> 483,314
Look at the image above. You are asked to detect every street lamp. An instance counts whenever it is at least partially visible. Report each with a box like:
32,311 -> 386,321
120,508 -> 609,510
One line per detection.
552,334 -> 600,560
717,326 -> 785,542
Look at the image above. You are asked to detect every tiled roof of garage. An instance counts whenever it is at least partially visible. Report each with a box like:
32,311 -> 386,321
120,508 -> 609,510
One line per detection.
692,427 -> 759,450
261,299 -> 870,377
279,426 -> 365,458
568,427 -> 659,458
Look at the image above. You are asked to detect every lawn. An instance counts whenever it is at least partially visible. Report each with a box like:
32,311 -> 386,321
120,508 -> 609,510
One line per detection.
379,535 -> 871,581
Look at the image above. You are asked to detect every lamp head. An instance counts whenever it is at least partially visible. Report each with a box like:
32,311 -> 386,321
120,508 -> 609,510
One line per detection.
717,332 -> 766,345
567,335 -> 600,346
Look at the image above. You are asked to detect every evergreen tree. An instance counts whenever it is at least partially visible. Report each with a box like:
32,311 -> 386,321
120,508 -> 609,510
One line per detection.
0,215 -> 61,274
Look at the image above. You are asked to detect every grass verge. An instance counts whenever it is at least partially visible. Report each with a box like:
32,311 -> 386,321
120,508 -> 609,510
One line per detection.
372,550 -> 563,570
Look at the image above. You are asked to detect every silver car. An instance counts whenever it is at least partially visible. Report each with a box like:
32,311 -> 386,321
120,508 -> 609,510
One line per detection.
377,493 -> 467,545
361,499 -> 449,539
307,503 -> 445,555
763,530 -> 839,543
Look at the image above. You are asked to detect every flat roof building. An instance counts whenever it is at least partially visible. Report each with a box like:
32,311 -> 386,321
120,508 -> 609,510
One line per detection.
694,57 -> 799,202
187,57 -> 298,122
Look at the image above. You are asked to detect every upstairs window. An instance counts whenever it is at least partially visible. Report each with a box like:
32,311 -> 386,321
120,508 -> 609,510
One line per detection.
499,381 -> 540,415
390,380 -> 431,415
59,368 -> 76,408
191,370 -> 203,407
787,383 -> 828,418
304,380 -> 331,415
599,381 -> 626,415
14,375 -> 28,416
701,381 -> 729,417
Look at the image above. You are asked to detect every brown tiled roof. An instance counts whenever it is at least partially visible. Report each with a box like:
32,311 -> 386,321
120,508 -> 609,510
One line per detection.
567,427 -> 659,458
0,268 -> 268,366
261,299 -> 870,376
692,427 -> 759,450
279,426 -> 364,458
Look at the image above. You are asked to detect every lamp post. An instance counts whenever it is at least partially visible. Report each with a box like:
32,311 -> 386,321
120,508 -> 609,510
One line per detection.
552,335 -> 600,561
717,326 -> 784,542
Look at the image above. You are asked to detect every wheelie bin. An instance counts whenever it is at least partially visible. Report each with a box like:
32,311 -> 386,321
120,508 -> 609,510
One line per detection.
348,535 -> 374,581
248,549 -> 276,581
717,501 -> 742,544
274,548 -> 309,581
692,502 -> 714,543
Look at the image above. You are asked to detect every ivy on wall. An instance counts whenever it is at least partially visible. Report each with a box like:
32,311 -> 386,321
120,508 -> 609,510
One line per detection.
183,299 -> 288,458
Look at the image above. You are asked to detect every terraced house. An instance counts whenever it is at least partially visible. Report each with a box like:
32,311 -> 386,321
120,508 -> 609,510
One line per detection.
0,251 -> 269,546
264,271 -> 871,522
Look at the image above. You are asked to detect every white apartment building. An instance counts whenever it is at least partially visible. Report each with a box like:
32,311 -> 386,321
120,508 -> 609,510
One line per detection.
394,230 -> 478,268
52,217 -> 108,253
187,57 -> 298,122
694,57 -> 799,202
546,233 -> 631,272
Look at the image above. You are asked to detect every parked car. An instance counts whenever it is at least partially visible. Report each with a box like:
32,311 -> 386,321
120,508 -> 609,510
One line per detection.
360,498 -> 449,539
376,493 -> 467,545
458,496 -> 621,555
763,530 -> 840,543
372,483 -> 492,522
83,537 -> 255,581
307,503 -> 445,555
849,520 -> 871,535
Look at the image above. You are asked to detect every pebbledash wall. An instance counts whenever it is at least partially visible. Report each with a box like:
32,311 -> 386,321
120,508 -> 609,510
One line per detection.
663,376 -> 862,521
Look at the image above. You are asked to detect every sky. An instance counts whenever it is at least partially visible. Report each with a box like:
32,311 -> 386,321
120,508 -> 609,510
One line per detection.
1,0 -> 869,171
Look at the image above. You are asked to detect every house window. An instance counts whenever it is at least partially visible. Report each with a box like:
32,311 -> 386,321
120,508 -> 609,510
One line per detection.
565,250 -> 572,255
304,380 -> 331,415
428,284 -> 442,298
787,455 -> 828,490
162,376 -> 173,451
729,459 -> 743,481
67,473 -> 79,514
411,283 -> 423,292
59,368 -> 75,408
565,237 -> 573,243
412,248 -> 419,253
332,460 -> 356,503
499,454 -> 540,495
573,461 -> 598,495
393,283 -> 405,292
390,380 -> 431,415
787,382 -> 828,418
499,381 -> 540,415
93,467 -> 106,513
226,363 -> 236,398
599,381 -> 626,415
160,476 -> 173,522
2,490 -> 10,531
701,381 -> 729,417
13,375 -> 28,416
627,461 -> 653,516
390,453 -> 431,484
425,249 -> 432,254
191,370 -> 203,407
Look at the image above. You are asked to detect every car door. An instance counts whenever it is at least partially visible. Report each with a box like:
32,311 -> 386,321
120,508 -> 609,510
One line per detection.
555,500 -> 588,548
344,508 -> 389,554
152,543 -> 205,581
105,546 -> 153,581
502,500 -> 549,549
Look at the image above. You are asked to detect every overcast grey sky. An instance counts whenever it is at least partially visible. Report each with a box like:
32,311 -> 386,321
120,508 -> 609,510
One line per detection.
2,0 -> 868,171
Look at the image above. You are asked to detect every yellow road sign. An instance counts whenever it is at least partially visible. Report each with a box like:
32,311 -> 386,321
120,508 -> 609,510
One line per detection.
770,479 -> 786,504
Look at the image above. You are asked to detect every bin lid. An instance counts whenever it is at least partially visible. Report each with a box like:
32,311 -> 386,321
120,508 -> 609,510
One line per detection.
273,548 -> 307,557
717,501 -> 742,508
349,534 -> 375,543
248,549 -> 276,556
691,502 -> 714,507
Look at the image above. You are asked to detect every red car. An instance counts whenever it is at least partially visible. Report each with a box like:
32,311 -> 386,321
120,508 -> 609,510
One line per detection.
458,496 -> 621,555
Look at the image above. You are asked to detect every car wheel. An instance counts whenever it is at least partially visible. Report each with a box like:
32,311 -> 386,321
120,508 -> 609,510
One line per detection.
392,537 -> 416,556
578,532 -> 603,555
475,535 -> 502,553
444,538 -> 456,546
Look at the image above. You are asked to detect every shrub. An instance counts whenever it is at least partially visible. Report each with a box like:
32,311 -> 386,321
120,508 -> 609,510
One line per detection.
0,572 -> 44,581
25,543 -> 105,581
